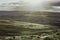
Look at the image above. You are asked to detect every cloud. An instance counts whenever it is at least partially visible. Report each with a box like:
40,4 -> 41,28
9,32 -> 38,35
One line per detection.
0,0 -> 60,11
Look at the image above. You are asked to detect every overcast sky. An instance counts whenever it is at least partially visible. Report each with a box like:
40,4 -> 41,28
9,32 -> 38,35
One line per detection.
0,0 -> 60,11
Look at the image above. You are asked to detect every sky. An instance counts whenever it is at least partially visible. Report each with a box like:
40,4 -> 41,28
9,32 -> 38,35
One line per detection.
0,0 -> 60,11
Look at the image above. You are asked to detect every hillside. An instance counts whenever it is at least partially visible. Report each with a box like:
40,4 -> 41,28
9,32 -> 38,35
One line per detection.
0,11 -> 60,36
0,20 -> 57,35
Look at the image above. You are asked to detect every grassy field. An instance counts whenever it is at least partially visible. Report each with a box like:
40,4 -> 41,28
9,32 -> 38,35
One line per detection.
0,11 -> 60,40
